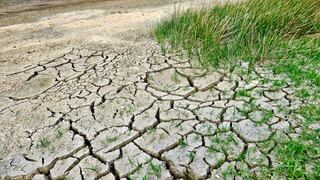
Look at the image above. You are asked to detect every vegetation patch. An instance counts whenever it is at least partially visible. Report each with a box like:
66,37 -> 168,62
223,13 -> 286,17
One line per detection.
154,0 -> 320,178
268,104 -> 319,178
154,0 -> 319,68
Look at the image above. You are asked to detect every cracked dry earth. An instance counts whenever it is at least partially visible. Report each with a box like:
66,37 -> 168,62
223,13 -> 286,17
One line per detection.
0,1 -> 315,180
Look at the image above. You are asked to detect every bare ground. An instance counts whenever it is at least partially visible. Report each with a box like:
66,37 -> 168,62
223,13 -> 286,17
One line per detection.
0,0 -> 314,179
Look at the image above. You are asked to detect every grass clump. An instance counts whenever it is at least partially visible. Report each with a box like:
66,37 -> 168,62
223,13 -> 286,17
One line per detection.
148,162 -> 162,177
269,104 -> 320,178
37,138 -> 50,148
275,139 -> 319,179
154,0 -> 320,67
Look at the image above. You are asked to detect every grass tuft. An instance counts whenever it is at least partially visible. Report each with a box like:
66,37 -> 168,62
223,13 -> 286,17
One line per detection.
154,0 -> 320,67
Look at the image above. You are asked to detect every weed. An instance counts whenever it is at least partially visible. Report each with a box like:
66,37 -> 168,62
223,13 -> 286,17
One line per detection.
216,159 -> 225,168
236,89 -> 251,97
56,129 -> 63,139
240,102 -> 257,117
128,156 -> 134,165
37,138 -> 50,148
188,151 -> 195,162
217,126 -> 229,133
179,138 -> 187,148
206,124 -> 215,134
257,110 -> 274,124
147,128 -> 156,134
171,72 -> 181,83
136,162 -> 142,172
208,145 -> 219,154
272,80 -> 286,87
236,167 -> 255,179
296,89 -> 310,98
222,165 -> 236,179
49,145 -> 56,153
148,162 -> 162,177
177,124 -> 183,131
237,152 -> 246,162
128,175 -> 134,180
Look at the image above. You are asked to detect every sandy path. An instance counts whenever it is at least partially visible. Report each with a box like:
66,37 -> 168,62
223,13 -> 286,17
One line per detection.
0,0 -> 309,179
0,0 -> 192,27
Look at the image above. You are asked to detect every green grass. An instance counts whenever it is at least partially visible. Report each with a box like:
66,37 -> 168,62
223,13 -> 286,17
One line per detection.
298,104 -> 320,125
154,0 -> 320,67
266,104 -> 320,178
178,138 -> 187,148
258,110 -> 274,124
37,137 -> 50,148
188,151 -> 195,161
148,162 -> 162,177
274,133 -> 320,179
236,89 -> 250,97
270,38 -> 320,87
153,0 -> 320,178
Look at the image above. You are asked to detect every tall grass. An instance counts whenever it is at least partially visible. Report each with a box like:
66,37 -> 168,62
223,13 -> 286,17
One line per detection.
153,1 -> 320,178
154,0 -> 320,67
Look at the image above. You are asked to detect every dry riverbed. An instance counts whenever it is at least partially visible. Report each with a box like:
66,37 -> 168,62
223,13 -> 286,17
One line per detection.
0,0 -> 317,179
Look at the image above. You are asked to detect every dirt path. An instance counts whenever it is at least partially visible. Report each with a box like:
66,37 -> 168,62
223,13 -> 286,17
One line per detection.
0,0 -> 190,27
0,0 -> 310,179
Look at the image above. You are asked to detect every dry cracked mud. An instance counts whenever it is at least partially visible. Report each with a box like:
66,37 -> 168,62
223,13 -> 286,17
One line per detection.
0,0 -> 318,179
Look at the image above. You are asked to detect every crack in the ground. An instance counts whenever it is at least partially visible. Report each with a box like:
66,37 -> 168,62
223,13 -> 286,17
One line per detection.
0,40 -> 312,179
